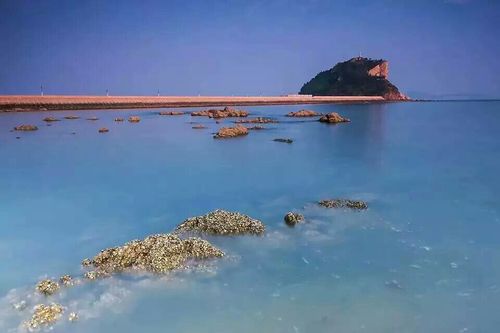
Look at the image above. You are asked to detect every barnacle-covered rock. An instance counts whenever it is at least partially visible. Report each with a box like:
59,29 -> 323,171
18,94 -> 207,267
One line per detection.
14,125 -> 38,131
85,233 -> 223,275
284,212 -> 304,227
25,303 -> 64,330
36,279 -> 60,296
318,112 -> 350,124
59,275 -> 73,287
213,125 -> 248,139
175,209 -> 265,236
318,199 -> 368,210
192,107 -> 248,118
286,109 -> 320,117
128,116 -> 141,123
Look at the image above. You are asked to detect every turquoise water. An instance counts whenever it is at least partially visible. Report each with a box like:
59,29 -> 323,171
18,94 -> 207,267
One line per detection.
1,101 -> 499,332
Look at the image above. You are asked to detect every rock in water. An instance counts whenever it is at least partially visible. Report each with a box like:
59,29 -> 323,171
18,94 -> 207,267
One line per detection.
286,110 -> 320,117
98,127 -> 109,133
318,199 -> 368,210
234,117 -> 278,124
128,116 -> 141,123
36,279 -> 60,296
87,117 -> 99,121
192,124 -> 207,129
14,125 -> 38,131
159,111 -> 185,115
191,106 -> 248,118
175,209 -> 265,235
273,138 -> 293,144
284,212 -> 304,227
25,303 -> 64,330
299,56 -> 409,100
59,275 -> 73,286
214,125 -> 248,138
84,233 -> 223,276
319,112 -> 350,124
42,117 -> 60,122
64,115 -> 80,120
114,117 -> 125,122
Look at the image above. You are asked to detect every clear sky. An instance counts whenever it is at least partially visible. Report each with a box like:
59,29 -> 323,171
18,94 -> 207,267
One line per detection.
1,0 -> 499,98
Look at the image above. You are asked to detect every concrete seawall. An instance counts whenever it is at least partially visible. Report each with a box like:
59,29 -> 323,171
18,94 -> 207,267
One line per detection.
0,95 -> 386,112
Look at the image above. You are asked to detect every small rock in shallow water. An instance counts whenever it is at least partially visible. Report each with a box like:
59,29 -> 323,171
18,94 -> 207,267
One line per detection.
84,270 -> 110,280
273,138 -> 293,144
284,212 -> 304,227
98,127 -> 109,133
235,117 -> 277,124
114,117 -> 124,122
159,111 -> 184,115
26,303 -> 64,330
87,117 -> 99,121
68,312 -> 78,322
192,124 -> 207,129
192,106 -> 248,118
81,258 -> 92,267
36,279 -> 60,296
64,115 -> 80,120
247,125 -> 265,130
14,125 -> 38,131
175,209 -> 265,235
318,199 -> 368,210
319,112 -> 350,124
214,125 -> 248,139
286,109 -> 320,117
42,117 -> 60,122
12,300 -> 27,311
59,275 -> 73,286
128,116 -> 141,123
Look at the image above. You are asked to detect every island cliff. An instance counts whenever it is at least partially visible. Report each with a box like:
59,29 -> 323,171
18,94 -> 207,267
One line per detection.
299,57 -> 408,100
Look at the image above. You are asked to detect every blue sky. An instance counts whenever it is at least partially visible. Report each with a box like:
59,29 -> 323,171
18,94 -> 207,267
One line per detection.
0,0 -> 499,98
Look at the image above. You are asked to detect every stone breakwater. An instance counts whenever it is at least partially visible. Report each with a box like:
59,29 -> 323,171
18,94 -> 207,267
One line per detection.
0,95 -> 387,112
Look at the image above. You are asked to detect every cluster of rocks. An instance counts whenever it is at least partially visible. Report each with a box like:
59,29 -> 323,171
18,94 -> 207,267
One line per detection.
14,125 -> 38,131
128,116 -> 141,123
159,111 -> 185,115
175,209 -> 265,236
286,109 -> 320,117
318,112 -> 350,124
273,138 -> 293,144
191,107 -> 248,118
318,199 -> 368,210
234,117 -> 277,124
83,234 -> 224,275
26,303 -> 64,330
213,125 -> 248,139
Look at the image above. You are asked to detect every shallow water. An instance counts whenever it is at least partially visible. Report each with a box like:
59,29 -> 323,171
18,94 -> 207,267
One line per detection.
0,101 -> 499,332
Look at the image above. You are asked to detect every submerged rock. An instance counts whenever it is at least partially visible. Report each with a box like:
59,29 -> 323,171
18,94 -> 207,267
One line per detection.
318,199 -> 368,210
273,138 -> 293,144
26,303 -> 64,330
284,212 -> 304,227
192,124 -> 207,129
36,279 -> 60,296
14,125 -> 38,131
59,275 -> 73,287
68,312 -> 78,322
84,233 -> 223,276
98,127 -> 109,133
64,115 -> 80,120
235,117 -> 277,124
114,117 -> 125,122
286,109 -> 320,117
192,106 -> 248,118
42,117 -> 60,122
159,111 -> 184,115
318,112 -> 350,124
247,125 -> 265,130
214,125 -> 248,139
128,116 -> 141,123
87,117 -> 99,121
175,209 -> 265,235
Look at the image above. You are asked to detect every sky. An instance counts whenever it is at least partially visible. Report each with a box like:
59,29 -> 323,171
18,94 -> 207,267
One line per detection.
0,0 -> 499,98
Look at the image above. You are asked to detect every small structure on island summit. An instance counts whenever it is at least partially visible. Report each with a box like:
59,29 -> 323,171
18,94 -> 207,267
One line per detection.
299,56 -> 408,100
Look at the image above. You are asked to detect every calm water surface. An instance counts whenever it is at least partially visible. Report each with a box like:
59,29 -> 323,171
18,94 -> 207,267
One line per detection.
0,101 -> 499,332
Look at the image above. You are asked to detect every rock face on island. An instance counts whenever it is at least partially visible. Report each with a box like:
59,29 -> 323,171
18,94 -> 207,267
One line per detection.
214,125 -> 249,139
286,110 -> 320,117
175,209 -> 265,235
319,112 -> 350,124
299,57 -> 408,100
192,107 -> 248,118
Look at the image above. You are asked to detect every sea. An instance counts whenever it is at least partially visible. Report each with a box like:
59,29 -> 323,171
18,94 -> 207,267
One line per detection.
0,101 -> 499,332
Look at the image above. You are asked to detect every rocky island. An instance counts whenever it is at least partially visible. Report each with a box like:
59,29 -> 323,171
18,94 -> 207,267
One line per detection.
299,57 -> 408,100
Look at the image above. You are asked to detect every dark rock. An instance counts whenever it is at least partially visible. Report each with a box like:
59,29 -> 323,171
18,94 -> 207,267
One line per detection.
273,138 -> 293,144
235,117 -> 278,124
192,124 -> 207,129
87,117 -> 99,121
318,199 -> 368,210
284,212 -> 304,227
98,128 -> 109,133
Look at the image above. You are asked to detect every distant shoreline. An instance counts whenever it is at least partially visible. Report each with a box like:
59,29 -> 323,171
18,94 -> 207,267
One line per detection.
0,95 -> 388,112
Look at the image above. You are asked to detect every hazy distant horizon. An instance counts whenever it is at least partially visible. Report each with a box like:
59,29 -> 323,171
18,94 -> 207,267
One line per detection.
1,0 -> 499,98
